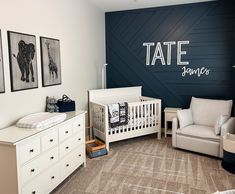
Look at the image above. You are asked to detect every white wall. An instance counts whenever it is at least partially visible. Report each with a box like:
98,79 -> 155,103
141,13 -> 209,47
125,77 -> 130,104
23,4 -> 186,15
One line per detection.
0,0 -> 105,128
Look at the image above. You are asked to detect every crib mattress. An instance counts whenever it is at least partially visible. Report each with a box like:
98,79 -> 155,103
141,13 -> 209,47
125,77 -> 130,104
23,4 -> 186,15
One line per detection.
16,112 -> 67,130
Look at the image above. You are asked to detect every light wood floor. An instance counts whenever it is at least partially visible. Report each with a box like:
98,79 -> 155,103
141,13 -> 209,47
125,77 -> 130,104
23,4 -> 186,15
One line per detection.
52,135 -> 235,194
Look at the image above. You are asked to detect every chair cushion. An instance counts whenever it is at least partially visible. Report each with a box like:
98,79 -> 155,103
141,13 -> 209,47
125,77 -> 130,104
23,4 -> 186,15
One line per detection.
177,124 -> 220,142
190,97 -> 232,127
177,109 -> 193,129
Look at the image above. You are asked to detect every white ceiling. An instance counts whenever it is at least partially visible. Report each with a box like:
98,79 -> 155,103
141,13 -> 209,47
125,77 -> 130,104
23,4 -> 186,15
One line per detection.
88,0 -> 214,12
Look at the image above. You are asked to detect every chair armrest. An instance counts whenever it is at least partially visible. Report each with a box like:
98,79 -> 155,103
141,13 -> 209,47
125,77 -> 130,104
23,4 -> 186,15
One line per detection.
172,117 -> 178,147
219,117 -> 235,157
221,117 -> 235,135
172,117 -> 179,131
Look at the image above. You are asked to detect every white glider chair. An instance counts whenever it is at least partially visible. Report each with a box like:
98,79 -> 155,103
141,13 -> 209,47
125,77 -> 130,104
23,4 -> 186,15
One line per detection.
172,97 -> 235,158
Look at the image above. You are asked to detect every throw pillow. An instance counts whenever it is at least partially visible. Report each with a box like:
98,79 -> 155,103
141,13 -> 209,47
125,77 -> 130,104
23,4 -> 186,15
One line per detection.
177,109 -> 194,129
214,115 -> 229,135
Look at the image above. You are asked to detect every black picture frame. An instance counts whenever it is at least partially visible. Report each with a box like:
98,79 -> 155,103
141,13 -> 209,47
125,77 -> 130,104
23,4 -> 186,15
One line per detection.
40,37 -> 61,87
0,30 -> 5,93
8,31 -> 38,92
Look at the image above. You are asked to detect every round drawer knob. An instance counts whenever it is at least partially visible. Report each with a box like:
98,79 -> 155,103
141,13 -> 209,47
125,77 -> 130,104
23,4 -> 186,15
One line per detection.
51,176 -> 55,179
65,131 -> 69,134
29,149 -> 34,153
49,139 -> 54,142
31,169 -> 35,172
78,124 -> 81,127
50,156 -> 54,160
78,138 -> 81,141
66,164 -> 69,167
32,191 -> 36,194
78,154 -> 81,157
66,146 -> 69,149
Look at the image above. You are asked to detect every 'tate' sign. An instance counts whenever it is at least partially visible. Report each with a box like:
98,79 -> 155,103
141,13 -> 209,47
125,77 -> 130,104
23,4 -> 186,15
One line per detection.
143,41 -> 210,77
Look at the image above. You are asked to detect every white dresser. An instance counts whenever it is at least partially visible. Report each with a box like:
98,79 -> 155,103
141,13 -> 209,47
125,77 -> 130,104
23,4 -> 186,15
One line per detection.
0,111 -> 86,194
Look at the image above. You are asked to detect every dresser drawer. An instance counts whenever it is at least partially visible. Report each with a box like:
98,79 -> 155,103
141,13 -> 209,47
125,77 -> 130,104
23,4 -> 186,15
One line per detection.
60,145 -> 84,180
42,163 -> 60,194
22,163 -> 60,194
41,129 -> 58,152
21,147 -> 59,185
59,122 -> 73,142
22,180 -> 44,194
165,112 -> 177,121
20,138 -> 41,164
72,145 -> 84,169
73,116 -> 84,134
59,131 -> 84,158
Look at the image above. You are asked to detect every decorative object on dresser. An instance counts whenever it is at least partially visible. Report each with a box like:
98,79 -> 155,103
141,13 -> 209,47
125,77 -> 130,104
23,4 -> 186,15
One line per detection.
0,30 -> 5,93
88,86 -> 162,152
16,112 -> 66,130
46,96 -> 59,112
40,37 -> 61,87
172,97 -> 235,158
0,111 -> 86,194
8,31 -> 38,92
164,107 -> 181,138
222,133 -> 235,174
57,94 -> 76,112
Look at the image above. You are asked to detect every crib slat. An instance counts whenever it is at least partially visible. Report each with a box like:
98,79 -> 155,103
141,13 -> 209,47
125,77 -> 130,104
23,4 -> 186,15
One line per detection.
138,105 -> 141,129
133,106 -> 136,131
152,103 -> 155,126
128,106 -> 130,131
145,104 -> 147,128
137,105 -> 139,130
144,104 -> 147,128
148,104 -> 150,127
140,105 -> 144,129
146,104 -> 148,127
151,104 -> 153,127
155,104 -> 158,126
100,107 -> 102,130
139,105 -> 142,129
147,103 -> 149,127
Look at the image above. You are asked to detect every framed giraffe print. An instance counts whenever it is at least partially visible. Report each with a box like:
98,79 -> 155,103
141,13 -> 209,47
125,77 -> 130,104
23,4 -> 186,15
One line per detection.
40,37 -> 61,87
8,31 -> 38,92
0,30 -> 5,93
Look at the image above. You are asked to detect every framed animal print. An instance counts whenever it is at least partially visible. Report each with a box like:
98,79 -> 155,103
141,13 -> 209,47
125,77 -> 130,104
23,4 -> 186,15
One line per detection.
8,31 -> 38,92
40,37 -> 61,87
0,30 -> 5,93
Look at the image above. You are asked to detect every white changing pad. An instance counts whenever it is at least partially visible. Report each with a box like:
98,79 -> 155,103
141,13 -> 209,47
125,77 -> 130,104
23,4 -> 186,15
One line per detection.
16,112 -> 67,130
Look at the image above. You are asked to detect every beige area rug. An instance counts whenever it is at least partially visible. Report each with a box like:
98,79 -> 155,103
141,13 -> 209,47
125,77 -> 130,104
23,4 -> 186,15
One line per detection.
52,135 -> 235,194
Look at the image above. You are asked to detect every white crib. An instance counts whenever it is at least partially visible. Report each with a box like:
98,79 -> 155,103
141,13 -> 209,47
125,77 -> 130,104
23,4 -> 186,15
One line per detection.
88,86 -> 162,152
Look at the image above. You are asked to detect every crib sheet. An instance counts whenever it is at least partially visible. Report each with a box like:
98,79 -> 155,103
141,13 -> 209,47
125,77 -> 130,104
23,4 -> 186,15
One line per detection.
108,115 -> 156,131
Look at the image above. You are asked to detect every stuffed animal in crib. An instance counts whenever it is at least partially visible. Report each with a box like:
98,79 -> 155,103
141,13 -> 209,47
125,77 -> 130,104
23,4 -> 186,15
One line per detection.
46,96 -> 59,113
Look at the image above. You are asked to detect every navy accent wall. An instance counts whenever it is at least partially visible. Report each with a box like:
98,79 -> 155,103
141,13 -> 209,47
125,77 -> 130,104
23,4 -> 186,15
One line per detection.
106,1 -> 235,112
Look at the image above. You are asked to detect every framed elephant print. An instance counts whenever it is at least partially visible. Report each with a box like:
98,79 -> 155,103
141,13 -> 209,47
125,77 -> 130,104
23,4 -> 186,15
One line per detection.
8,31 -> 38,92
40,37 -> 61,87
0,30 -> 5,93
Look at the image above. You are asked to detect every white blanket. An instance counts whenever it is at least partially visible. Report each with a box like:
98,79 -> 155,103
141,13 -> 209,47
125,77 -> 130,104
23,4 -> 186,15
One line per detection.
16,112 -> 67,130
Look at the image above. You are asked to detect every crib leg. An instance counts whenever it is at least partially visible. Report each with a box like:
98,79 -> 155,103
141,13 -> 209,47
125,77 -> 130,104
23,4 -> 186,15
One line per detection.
106,142 -> 110,153
158,128 -> 161,139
